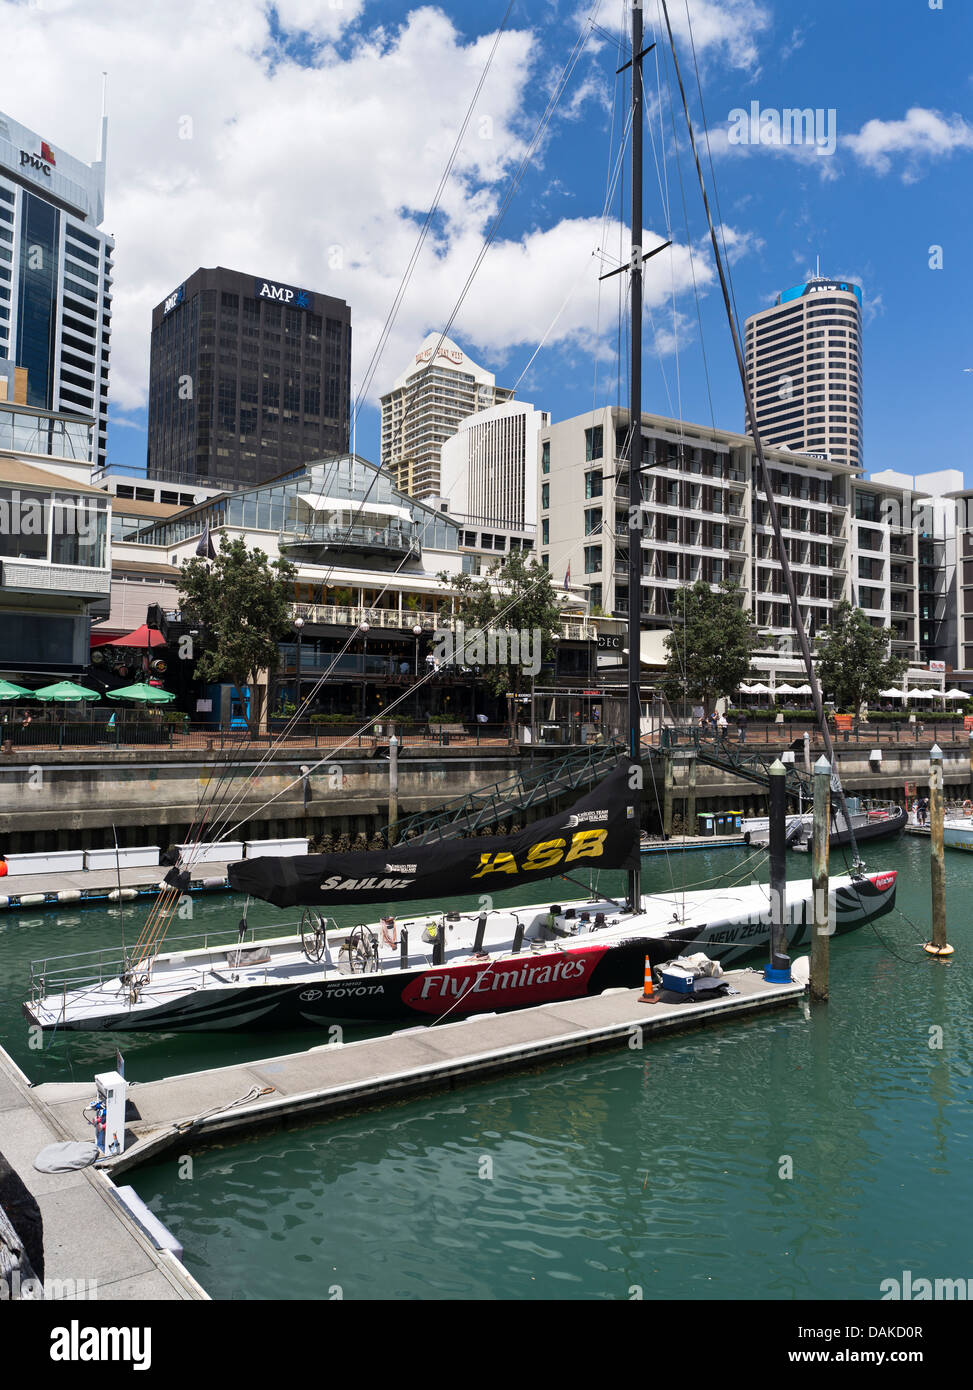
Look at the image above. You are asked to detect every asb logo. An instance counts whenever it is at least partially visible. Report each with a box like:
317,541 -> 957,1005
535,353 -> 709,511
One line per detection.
255,280 -> 313,310
19,140 -> 56,177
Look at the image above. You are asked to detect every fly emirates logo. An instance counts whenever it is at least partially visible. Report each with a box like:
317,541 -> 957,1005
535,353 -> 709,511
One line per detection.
402,950 -> 605,1012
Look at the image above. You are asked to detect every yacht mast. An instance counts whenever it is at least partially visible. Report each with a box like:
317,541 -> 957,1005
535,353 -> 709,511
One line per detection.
627,0 -> 645,910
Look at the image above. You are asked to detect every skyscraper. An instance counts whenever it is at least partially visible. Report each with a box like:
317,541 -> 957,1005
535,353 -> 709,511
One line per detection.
0,109 -> 113,468
380,332 -> 514,501
744,277 -> 863,470
146,266 -> 351,490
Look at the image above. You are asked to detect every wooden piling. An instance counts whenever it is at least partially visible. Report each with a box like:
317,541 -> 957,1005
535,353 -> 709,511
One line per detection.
663,750 -> 673,838
925,743 -> 953,958
687,753 -> 697,835
767,759 -> 790,976
810,755 -> 831,1002
388,731 -> 399,845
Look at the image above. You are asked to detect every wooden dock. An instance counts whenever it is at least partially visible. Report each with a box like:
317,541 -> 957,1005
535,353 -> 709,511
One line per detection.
30,969 -> 805,1177
641,834 -> 747,853
0,1047 -> 206,1300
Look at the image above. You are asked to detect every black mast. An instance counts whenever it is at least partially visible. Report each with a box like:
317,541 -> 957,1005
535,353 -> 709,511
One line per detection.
627,0 -> 644,912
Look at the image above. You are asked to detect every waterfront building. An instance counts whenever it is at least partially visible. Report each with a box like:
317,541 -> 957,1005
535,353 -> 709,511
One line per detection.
0,109 -> 113,469
129,453 -> 612,722
744,276 -> 864,470
146,267 -> 351,492
0,389 -> 110,677
537,406 -> 968,687
380,333 -> 514,502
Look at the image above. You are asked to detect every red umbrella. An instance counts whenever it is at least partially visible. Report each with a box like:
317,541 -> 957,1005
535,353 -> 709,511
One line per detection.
105,624 -> 165,648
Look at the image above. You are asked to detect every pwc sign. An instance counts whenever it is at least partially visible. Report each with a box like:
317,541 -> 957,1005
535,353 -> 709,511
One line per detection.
254,279 -> 313,310
20,140 -> 56,176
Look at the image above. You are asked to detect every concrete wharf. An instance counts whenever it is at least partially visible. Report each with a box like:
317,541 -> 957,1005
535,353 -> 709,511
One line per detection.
0,1047 -> 206,1300
29,970 -> 805,1178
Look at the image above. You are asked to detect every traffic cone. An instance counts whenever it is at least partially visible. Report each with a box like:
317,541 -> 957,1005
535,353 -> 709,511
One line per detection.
640,955 -> 655,1002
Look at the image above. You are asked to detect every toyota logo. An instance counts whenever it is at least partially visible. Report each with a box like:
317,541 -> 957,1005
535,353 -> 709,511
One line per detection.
299,989 -> 323,1001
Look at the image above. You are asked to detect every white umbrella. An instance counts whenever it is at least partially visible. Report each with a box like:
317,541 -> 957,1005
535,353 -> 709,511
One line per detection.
747,683 -> 770,694
879,688 -> 905,699
775,683 -> 801,695
907,687 -> 935,699
944,689 -> 969,701
738,683 -> 756,694
794,684 -> 813,695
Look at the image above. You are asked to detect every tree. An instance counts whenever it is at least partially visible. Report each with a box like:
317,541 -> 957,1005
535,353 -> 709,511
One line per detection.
179,534 -> 298,735
438,551 -> 564,733
660,581 -> 755,711
814,600 -> 907,713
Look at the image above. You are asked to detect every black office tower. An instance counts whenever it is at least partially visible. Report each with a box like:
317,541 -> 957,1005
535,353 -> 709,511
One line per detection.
146,266 -> 351,489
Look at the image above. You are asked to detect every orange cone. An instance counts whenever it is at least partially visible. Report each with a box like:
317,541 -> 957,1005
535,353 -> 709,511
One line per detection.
640,955 -> 655,1001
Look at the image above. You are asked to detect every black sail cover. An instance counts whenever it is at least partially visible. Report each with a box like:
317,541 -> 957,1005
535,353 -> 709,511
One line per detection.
229,759 -> 641,908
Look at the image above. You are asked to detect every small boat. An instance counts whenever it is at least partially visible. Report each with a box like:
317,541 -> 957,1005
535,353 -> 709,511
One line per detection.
743,800 -> 907,852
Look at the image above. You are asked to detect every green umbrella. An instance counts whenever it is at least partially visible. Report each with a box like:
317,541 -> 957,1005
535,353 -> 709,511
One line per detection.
107,682 -> 176,703
33,681 -> 101,702
0,679 -> 32,700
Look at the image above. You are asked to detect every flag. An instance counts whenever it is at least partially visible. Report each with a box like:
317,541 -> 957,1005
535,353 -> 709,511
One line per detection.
196,524 -> 216,559
115,1049 -> 125,1078
564,564 -> 571,591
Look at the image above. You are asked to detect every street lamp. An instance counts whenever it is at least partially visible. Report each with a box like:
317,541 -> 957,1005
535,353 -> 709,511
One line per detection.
294,616 -> 305,712
360,620 -> 370,717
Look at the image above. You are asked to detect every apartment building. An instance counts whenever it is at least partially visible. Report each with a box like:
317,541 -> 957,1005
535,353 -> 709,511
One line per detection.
537,407 -> 969,679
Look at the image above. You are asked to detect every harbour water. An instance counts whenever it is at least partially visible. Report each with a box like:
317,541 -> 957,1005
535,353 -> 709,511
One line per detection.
2,835 -> 970,1300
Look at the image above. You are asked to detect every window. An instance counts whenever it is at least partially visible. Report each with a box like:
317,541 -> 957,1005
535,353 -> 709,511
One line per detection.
541,440 -> 550,474
541,519 -> 549,545
584,545 -> 602,574
585,471 -> 603,500
585,425 -> 603,461
541,483 -> 549,510
584,508 -> 602,536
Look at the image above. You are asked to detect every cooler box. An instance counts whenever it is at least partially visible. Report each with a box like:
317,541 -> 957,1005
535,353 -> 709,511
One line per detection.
696,813 -> 715,837
660,965 -> 697,995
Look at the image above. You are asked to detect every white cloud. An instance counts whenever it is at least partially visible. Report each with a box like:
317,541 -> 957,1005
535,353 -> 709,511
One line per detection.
0,0 -> 763,439
584,0 -> 771,73
845,107 -> 973,180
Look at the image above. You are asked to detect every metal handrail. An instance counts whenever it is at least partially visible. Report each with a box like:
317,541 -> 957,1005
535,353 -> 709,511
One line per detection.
384,739 -> 626,844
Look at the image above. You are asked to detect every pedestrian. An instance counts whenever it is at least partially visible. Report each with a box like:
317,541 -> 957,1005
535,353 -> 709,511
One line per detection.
737,710 -> 748,745
918,797 -> 928,827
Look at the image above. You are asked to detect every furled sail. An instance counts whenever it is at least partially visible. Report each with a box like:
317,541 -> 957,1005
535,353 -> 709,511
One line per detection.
228,759 -> 641,907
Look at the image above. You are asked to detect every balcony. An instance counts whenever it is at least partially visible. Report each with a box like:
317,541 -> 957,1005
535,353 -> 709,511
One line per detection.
279,522 -> 421,562
1,559 -> 111,599
288,603 -> 606,642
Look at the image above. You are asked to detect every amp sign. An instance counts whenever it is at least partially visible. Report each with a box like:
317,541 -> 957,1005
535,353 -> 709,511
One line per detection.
254,279 -> 313,310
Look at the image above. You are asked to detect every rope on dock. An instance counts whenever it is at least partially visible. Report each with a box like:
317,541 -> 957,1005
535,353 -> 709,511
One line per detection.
173,1085 -> 277,1134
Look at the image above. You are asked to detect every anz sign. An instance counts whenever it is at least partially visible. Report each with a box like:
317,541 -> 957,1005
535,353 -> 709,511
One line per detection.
163,285 -> 184,315
254,279 -> 313,310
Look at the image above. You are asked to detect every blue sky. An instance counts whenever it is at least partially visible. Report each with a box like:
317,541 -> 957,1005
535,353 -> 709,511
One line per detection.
13,0 -> 964,484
